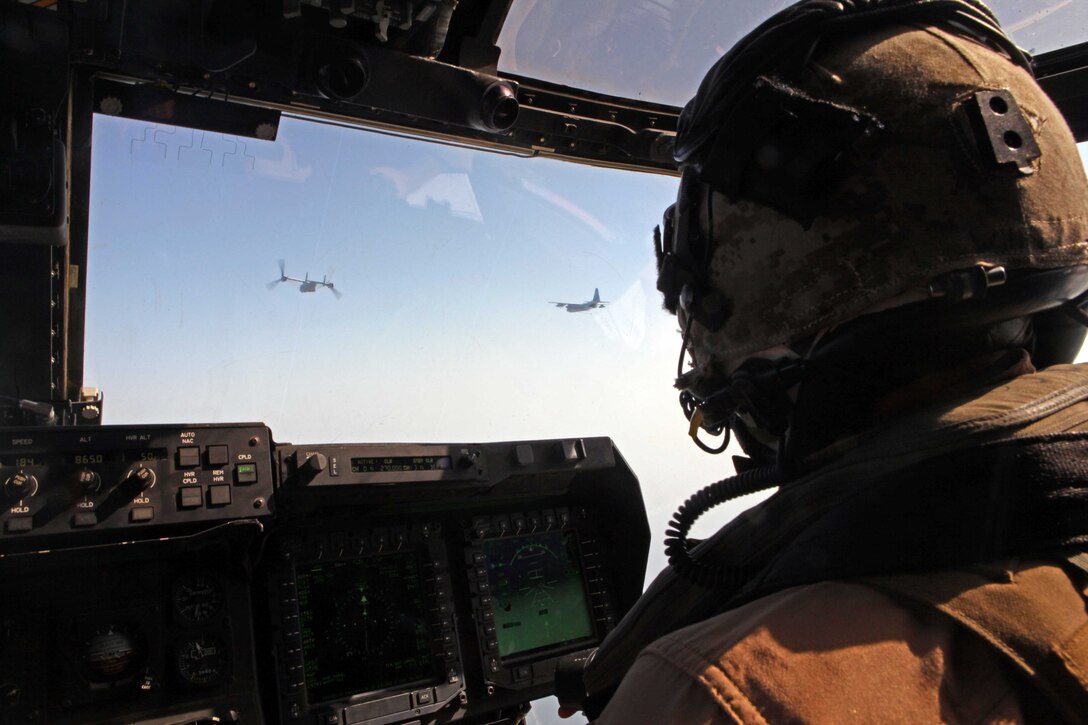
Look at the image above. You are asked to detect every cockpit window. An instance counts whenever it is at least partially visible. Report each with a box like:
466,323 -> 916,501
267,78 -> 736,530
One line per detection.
989,0 -> 1088,55
84,112 -> 740,579
496,0 -> 1088,108
496,0 -> 793,107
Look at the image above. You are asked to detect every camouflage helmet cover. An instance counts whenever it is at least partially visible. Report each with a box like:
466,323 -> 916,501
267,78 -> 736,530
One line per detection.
675,22 -> 1088,390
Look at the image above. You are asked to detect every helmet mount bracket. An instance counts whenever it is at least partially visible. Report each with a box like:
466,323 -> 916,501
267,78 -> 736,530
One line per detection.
953,88 -> 1041,175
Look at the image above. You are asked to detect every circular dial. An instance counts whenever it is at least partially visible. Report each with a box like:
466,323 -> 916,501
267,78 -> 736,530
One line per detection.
77,469 -> 101,493
126,465 -> 156,490
4,472 -> 38,500
81,625 -> 144,683
172,574 -> 225,626
175,635 -> 228,686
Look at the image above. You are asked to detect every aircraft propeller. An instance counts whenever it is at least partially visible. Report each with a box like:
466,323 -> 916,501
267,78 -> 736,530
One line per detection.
266,259 -> 287,290
324,267 -> 343,300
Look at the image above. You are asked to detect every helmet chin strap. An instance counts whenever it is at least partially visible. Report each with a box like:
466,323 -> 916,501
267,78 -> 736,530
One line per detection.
677,311 -> 733,455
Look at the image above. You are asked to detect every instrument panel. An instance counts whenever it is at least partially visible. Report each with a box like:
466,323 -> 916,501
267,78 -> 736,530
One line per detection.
0,522 -> 264,724
0,426 -> 649,725
0,424 -> 275,548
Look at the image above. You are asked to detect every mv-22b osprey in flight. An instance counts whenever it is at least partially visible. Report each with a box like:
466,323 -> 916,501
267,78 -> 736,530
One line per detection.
549,288 -> 608,312
267,259 -> 342,299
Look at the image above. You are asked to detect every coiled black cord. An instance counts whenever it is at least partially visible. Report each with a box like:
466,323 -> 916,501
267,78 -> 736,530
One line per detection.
664,464 -> 781,588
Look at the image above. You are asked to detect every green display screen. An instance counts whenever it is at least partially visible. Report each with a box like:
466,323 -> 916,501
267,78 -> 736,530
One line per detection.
350,456 -> 452,473
0,454 -> 44,467
0,452 -> 117,466
483,530 -> 595,659
295,550 -> 434,704
122,448 -> 168,462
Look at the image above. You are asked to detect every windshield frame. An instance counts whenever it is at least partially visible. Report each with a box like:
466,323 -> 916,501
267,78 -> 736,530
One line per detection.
60,34 -> 1088,402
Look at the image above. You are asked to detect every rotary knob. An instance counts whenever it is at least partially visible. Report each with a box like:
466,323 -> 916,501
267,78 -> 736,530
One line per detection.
295,452 -> 327,479
124,465 -> 157,491
4,472 -> 38,500
77,469 -> 101,493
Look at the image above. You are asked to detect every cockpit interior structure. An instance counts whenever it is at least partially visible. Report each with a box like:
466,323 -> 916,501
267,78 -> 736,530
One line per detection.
1,2 -> 1086,724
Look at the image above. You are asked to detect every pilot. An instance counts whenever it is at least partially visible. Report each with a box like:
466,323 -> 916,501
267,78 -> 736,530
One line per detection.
585,0 -> 1088,721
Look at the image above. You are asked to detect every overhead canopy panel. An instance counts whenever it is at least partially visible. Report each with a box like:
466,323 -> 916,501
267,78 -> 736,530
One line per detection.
496,0 -> 1088,109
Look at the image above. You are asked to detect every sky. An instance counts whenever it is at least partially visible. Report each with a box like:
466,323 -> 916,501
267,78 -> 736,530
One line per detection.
86,111 -> 757,565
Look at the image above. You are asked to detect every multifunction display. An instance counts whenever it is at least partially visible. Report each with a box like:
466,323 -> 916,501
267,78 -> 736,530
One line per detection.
483,531 -> 594,658
463,505 -> 619,698
269,521 -> 464,725
295,550 -> 435,703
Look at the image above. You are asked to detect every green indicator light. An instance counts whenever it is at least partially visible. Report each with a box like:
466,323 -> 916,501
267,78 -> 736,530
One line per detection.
234,462 -> 259,485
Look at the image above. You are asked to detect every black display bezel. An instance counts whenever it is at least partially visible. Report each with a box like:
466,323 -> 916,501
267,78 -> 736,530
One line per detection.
270,522 -> 465,725
480,529 -> 597,661
293,548 -> 440,705
464,506 -> 617,692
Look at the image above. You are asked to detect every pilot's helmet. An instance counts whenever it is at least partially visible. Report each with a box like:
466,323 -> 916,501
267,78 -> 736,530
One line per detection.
656,1 -> 1088,408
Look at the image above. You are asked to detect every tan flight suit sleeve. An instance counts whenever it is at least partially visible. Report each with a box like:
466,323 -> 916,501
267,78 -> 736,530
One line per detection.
594,581 -> 1024,724
594,641 -> 762,724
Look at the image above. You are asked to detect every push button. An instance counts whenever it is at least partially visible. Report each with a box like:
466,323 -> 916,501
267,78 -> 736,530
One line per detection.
5,517 -> 32,533
555,439 -> 585,462
515,444 -> 534,466
130,506 -> 154,523
178,486 -> 203,509
235,463 -> 258,485
208,485 -> 232,506
206,445 -> 229,467
72,512 -> 97,528
177,446 -> 200,468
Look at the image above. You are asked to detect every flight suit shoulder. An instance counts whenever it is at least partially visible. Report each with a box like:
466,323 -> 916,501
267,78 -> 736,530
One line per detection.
597,580 -> 1023,724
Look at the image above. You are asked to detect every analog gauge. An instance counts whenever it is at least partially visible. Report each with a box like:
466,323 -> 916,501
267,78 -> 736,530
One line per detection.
175,635 -> 228,686
172,574 -> 225,626
81,625 -> 144,684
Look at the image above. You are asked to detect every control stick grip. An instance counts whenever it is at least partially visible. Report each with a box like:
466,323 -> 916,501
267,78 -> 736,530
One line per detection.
554,649 -> 614,720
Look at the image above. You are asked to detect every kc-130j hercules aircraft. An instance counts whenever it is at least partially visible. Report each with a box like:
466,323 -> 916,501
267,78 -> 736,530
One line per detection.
549,288 -> 607,312
267,259 -> 343,299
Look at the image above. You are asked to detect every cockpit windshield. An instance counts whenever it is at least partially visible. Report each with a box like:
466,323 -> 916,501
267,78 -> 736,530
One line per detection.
84,113 -> 743,586
496,0 -> 1088,107
84,125 -> 1088,568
